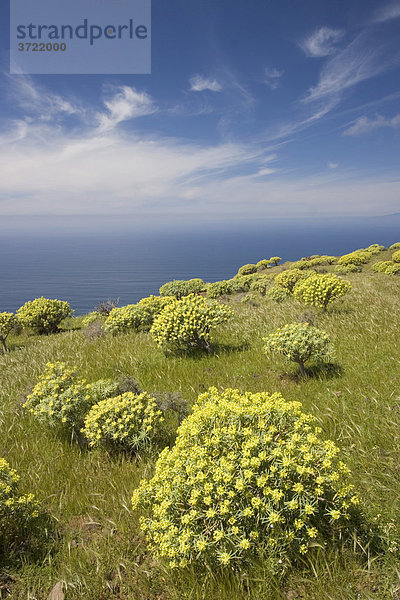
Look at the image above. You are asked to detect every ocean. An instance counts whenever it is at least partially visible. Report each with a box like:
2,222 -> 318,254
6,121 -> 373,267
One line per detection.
0,216 -> 399,314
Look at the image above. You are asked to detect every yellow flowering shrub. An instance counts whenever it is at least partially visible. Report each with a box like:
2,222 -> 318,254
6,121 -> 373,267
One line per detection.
389,242 -> 400,250
206,280 -> 232,299
82,311 -> 103,327
150,294 -> 233,353
82,392 -> 164,452
275,269 -> 315,294
250,274 -> 274,295
17,297 -> 72,334
392,250 -> 400,263
256,259 -> 270,270
24,362 -> 120,432
159,279 -> 205,299
334,264 -> 360,275
237,264 -> 257,276
293,274 -> 351,311
337,250 -> 372,266
267,286 -> 291,303
0,311 -> 17,354
104,296 -> 175,334
384,263 -> 400,275
0,458 -> 42,556
264,323 -> 333,377
132,387 -> 359,569
269,256 -> 282,266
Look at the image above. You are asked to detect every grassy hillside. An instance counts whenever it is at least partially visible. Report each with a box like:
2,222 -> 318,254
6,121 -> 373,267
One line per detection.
1,248 -> 400,599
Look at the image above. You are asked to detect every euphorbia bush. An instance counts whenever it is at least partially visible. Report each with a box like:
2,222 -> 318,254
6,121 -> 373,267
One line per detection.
237,264 -> 257,276
389,242 -> 400,250
83,392 -> 163,452
17,297 -> 71,334
269,256 -> 282,266
0,312 -> 17,353
0,458 -> 43,556
267,286 -> 290,303
150,294 -> 233,353
337,250 -> 372,266
275,269 -> 314,294
256,259 -> 270,270
206,280 -> 232,299
132,387 -> 359,569
264,323 -> 332,377
293,274 -> 351,311
392,250 -> 400,263
250,275 -> 274,295
82,311 -> 103,327
24,362 -> 120,432
104,296 -> 174,334
334,264 -> 360,275
159,279 -> 204,299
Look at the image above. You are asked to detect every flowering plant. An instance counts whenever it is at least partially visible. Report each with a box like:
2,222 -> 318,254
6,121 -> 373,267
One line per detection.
17,297 -> 71,334
132,387 -> 359,569
293,274 -> 351,311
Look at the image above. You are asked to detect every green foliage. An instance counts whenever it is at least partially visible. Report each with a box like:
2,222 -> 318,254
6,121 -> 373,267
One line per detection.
0,311 -> 17,353
256,259 -> 270,270
367,244 -> 386,254
267,286 -> 291,303
237,264 -> 257,276
275,269 -> 314,293
293,274 -> 352,311
264,323 -> 333,376
24,362 -> 120,432
269,256 -> 282,266
17,297 -> 71,334
206,280 -> 232,299
389,242 -> 400,250
150,294 -> 233,353
334,264 -> 361,275
0,458 -> 43,557
230,274 -> 257,293
337,250 -> 372,266
82,392 -> 164,452
384,263 -> 400,275
104,296 -> 174,334
81,311 -> 103,327
132,387 -> 359,569
392,250 -> 400,263
372,261 -> 400,275
250,274 -> 273,295
159,279 -> 205,299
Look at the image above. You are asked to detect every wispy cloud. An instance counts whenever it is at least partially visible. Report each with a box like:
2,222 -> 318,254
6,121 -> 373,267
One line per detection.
189,75 -> 222,92
301,27 -> 344,57
372,2 -> 400,23
96,86 -> 157,132
343,113 -> 400,135
264,67 -> 284,90
328,162 -> 339,169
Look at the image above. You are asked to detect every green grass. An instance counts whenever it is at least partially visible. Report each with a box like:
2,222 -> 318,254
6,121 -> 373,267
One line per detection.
1,257 -> 400,598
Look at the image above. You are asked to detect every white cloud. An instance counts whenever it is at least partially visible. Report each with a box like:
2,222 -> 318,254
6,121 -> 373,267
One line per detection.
189,75 -> 222,92
373,2 -> 400,23
264,67 -> 284,90
303,31 -> 400,103
301,27 -> 344,57
343,113 -> 400,135
96,86 -> 157,132
328,162 -> 339,169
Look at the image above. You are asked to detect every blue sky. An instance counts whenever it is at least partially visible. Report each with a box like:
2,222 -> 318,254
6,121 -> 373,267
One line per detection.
0,0 -> 400,224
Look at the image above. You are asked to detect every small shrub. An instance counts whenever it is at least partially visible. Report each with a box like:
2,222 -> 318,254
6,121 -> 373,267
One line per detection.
385,263 -> 400,275
293,274 -> 351,311
392,250 -> 400,263
0,458 -> 44,558
367,244 -> 386,254
95,298 -> 119,316
267,286 -> 291,303
269,256 -> 282,266
83,319 -> 106,341
0,312 -> 17,353
150,294 -> 233,353
334,264 -> 361,275
250,275 -> 273,295
17,297 -> 72,334
206,280 -> 232,299
389,242 -> 400,250
24,362 -> 120,433
104,296 -> 174,334
132,387 -> 359,569
82,392 -> 163,452
337,250 -> 372,266
230,275 -> 257,293
264,323 -> 333,377
237,264 -> 257,276
256,259 -> 270,271
275,269 -> 314,294
372,261 -> 393,273
82,311 -> 103,327
159,279 -> 204,299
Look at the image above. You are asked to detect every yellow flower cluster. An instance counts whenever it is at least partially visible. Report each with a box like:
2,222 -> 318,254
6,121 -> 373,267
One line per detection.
132,388 -> 359,568
150,294 -> 233,352
392,250 -> 400,263
0,458 -> 41,553
372,261 -> 400,275
275,269 -> 315,294
337,250 -> 372,266
104,295 -> 175,334
0,311 -> 17,353
264,323 -> 332,376
17,297 -> 71,334
82,392 -> 164,451
159,279 -> 205,299
293,274 -> 352,311
24,362 -> 120,431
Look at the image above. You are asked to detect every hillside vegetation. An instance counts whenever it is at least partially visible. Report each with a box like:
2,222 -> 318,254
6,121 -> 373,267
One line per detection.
1,245 -> 400,599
